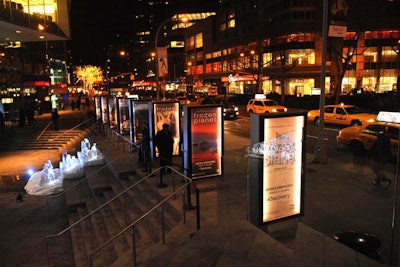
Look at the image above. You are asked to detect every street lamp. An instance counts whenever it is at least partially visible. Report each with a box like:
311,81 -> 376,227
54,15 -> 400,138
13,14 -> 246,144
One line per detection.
154,17 -> 188,101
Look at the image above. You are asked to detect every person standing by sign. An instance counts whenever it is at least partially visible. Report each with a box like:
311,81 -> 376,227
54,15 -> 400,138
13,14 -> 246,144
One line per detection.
155,123 -> 174,174
370,129 -> 391,188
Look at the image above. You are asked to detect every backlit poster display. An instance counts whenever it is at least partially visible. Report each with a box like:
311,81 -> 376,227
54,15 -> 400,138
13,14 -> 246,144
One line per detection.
108,97 -> 117,129
117,98 -> 130,135
129,100 -> 150,144
183,105 -> 223,179
101,96 -> 109,124
262,115 -> 304,222
153,102 -> 180,156
94,96 -> 101,120
191,107 -> 223,178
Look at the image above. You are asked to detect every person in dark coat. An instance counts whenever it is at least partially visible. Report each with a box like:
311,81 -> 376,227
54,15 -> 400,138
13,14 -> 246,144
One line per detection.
369,129 -> 391,188
155,123 -> 174,174
51,109 -> 60,131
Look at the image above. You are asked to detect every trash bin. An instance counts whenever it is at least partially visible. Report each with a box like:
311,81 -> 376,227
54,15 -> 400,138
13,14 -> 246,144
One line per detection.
333,230 -> 382,261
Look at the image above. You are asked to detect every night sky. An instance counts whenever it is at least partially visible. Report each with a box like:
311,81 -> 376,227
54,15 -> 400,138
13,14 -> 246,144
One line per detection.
69,0 -> 134,67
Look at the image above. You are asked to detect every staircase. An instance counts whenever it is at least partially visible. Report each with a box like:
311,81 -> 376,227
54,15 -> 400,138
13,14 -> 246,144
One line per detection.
46,155 -> 188,267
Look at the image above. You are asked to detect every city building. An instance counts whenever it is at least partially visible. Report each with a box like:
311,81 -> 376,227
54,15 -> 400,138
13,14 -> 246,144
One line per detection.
0,0 -> 70,114
131,0 -> 219,81
183,0 -> 400,99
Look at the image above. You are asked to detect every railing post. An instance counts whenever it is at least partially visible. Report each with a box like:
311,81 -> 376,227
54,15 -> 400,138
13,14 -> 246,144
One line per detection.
161,205 -> 166,244
131,225 -> 137,267
196,189 -> 200,230
88,254 -> 94,267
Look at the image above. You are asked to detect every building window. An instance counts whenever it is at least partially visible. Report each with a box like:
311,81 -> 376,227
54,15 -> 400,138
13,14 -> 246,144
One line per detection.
195,33 -> 203,48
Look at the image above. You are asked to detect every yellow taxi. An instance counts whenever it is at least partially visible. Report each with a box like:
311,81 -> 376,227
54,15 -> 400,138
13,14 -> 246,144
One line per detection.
246,94 -> 287,114
307,103 -> 376,126
336,111 -> 400,157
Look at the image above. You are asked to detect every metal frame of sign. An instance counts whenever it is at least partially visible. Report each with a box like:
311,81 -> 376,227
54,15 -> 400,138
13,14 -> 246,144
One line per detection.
150,101 -> 181,159
183,105 -> 224,179
248,110 -> 307,226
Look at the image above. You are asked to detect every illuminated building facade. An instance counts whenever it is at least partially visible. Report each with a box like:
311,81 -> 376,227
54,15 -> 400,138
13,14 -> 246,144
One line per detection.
131,0 -> 219,80
0,0 -> 70,110
184,0 -> 400,96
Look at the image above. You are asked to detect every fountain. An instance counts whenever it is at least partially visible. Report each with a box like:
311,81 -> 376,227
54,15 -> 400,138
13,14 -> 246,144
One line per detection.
24,160 -> 63,196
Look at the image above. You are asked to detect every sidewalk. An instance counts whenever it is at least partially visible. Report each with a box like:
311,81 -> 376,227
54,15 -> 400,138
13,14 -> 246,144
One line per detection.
0,109 -> 397,266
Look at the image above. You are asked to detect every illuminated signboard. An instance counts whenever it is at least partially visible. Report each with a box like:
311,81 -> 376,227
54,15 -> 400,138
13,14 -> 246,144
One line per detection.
117,98 -> 130,135
377,111 -> 400,124
262,115 -> 304,222
153,102 -> 180,156
130,100 -> 150,144
248,111 -> 306,226
108,97 -> 118,129
101,97 -> 109,124
183,105 -> 223,179
94,96 -> 101,120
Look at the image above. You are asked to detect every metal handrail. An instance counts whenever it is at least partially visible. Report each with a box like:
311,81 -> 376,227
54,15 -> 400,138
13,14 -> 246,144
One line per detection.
87,167 -> 195,267
46,166 -> 197,267
46,166 -> 191,239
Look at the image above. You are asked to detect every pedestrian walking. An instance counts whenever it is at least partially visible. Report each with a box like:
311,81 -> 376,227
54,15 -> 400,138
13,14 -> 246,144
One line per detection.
154,123 -> 174,174
369,129 -> 391,188
71,100 -> 76,111
51,109 -> 60,131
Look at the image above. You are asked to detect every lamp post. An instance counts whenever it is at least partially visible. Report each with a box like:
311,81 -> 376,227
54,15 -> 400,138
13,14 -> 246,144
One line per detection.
155,17 -> 188,101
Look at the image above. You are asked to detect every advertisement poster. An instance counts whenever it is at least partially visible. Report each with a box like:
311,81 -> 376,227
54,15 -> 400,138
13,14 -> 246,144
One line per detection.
101,96 -> 109,124
108,97 -> 117,129
191,107 -> 222,178
118,98 -> 130,135
262,115 -> 304,222
153,102 -> 180,156
157,47 -> 168,77
94,97 -> 101,120
131,100 -> 150,143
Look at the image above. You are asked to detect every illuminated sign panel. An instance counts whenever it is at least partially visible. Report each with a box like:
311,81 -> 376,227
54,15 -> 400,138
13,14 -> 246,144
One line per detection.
153,102 -> 180,156
191,107 -> 223,178
101,97 -> 109,124
130,100 -> 150,144
183,105 -> 224,179
117,98 -> 130,135
377,111 -> 400,124
262,115 -> 304,222
108,97 -> 118,129
94,96 -> 101,120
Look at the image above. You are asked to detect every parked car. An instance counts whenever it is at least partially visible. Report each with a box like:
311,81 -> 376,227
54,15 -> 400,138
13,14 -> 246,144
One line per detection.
336,121 -> 399,158
201,97 -> 239,119
246,98 -> 287,114
307,104 -> 376,126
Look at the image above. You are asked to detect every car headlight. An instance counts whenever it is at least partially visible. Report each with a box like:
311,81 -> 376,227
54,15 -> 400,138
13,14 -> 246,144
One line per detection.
284,107 -> 288,112
234,107 -> 238,111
